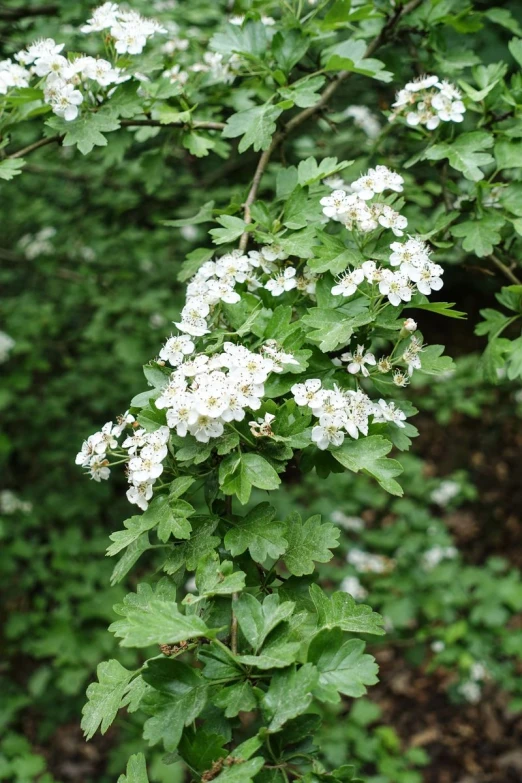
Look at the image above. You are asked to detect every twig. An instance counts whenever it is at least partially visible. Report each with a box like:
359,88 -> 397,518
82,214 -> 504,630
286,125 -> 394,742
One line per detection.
238,0 -> 423,250
489,253 -> 521,285
121,119 -> 226,130
8,134 -> 62,159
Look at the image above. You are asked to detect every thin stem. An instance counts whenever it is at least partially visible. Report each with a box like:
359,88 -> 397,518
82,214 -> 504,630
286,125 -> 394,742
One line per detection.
120,119 -> 226,130
8,135 -> 62,159
489,253 -> 521,285
237,0 -> 423,250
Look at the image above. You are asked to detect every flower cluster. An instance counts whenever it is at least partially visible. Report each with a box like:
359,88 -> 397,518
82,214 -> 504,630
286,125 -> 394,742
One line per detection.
0,490 -> 32,514
0,59 -> 31,94
422,545 -> 458,570
321,167 -> 444,309
123,425 -> 170,510
75,417 -> 132,482
391,75 -> 466,129
291,379 -> 406,451
155,341 -> 296,444
81,3 -> 167,54
14,38 -> 123,121
343,105 -> 381,139
321,165 -> 407,236
346,548 -> 395,574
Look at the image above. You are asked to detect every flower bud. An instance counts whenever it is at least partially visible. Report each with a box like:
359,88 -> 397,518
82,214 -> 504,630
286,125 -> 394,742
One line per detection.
400,318 -> 417,337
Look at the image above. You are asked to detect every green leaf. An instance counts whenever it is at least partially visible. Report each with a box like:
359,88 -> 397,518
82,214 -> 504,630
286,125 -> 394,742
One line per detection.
213,681 -> 257,717
416,344 -> 455,375
310,584 -> 385,636
210,215 -> 249,245
182,131 -> 216,158
408,300 -> 466,319
222,104 -> 283,153
234,593 -> 295,651
163,520 -> 220,574
178,247 -> 215,283
117,753 -> 149,783
183,553 -> 246,605
495,140 -> 522,170
237,641 -> 301,669
107,515 -> 156,557
331,435 -> 403,496
0,158 -> 25,180
212,758 -> 265,782
219,453 -> 281,505
507,335 -> 522,380
424,131 -> 494,182
82,660 -> 135,740
142,660 -> 208,752
279,76 -> 326,108
297,157 -> 351,186
224,502 -> 288,563
509,37 -> 522,68
323,39 -> 392,82
210,20 -> 268,58
308,629 -> 379,701
110,584 -> 214,647
272,30 -> 309,72
157,499 -> 195,543
283,512 -> 340,576
47,108 -> 120,155
279,226 -> 317,259
163,201 -> 215,227
178,730 -> 228,774
262,664 -> 318,732
110,533 -> 151,586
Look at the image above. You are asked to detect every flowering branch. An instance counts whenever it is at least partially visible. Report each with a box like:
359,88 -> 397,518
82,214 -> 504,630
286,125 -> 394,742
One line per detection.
238,0 -> 423,250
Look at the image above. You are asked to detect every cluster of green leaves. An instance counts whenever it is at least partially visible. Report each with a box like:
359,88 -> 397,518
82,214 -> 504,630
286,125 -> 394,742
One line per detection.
281,454 -> 522,716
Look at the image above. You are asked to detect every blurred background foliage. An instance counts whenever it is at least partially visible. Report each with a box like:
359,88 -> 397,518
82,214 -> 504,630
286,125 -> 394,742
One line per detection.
1,1 -> 522,782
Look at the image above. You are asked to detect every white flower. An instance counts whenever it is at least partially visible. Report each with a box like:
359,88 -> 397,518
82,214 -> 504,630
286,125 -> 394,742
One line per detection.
361,260 -> 382,284
250,412 -> 276,437
412,261 -> 444,295
128,455 -> 164,482
81,2 -> 120,32
320,189 -> 351,220
379,270 -> 413,306
0,60 -> 31,93
126,481 -> 154,511
347,548 -> 392,573
16,38 -> 64,66
430,480 -> 460,507
331,268 -> 364,297
403,318 -> 417,332
344,105 -> 381,139
376,205 -> 408,237
292,378 -> 323,408
373,399 -> 407,427
88,455 -> 111,482
261,244 -> 288,262
331,511 -> 364,531
340,575 -> 368,599
159,335 -> 195,366
322,176 -> 347,190
265,267 -> 297,296
47,81 -> 83,121
166,393 -> 198,436
341,345 -> 376,377
405,74 -> 440,92
34,53 -> 73,79
0,331 -> 15,363
422,545 -> 458,569
312,413 -> 346,450
188,415 -> 224,443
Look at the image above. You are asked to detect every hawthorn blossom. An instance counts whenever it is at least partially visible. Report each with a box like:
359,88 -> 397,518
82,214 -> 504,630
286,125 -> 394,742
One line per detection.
265,267 -> 297,296
312,413 -> 346,450
159,335 -> 195,366
373,399 -> 407,427
379,270 -> 413,306
331,268 -> 364,297
341,345 -> 376,377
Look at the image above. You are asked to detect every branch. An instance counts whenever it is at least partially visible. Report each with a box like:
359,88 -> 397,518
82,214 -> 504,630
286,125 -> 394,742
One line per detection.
0,4 -> 58,21
7,134 -> 62,159
6,118 -> 225,161
121,119 -> 226,130
489,254 -> 522,286
238,0 -> 423,250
